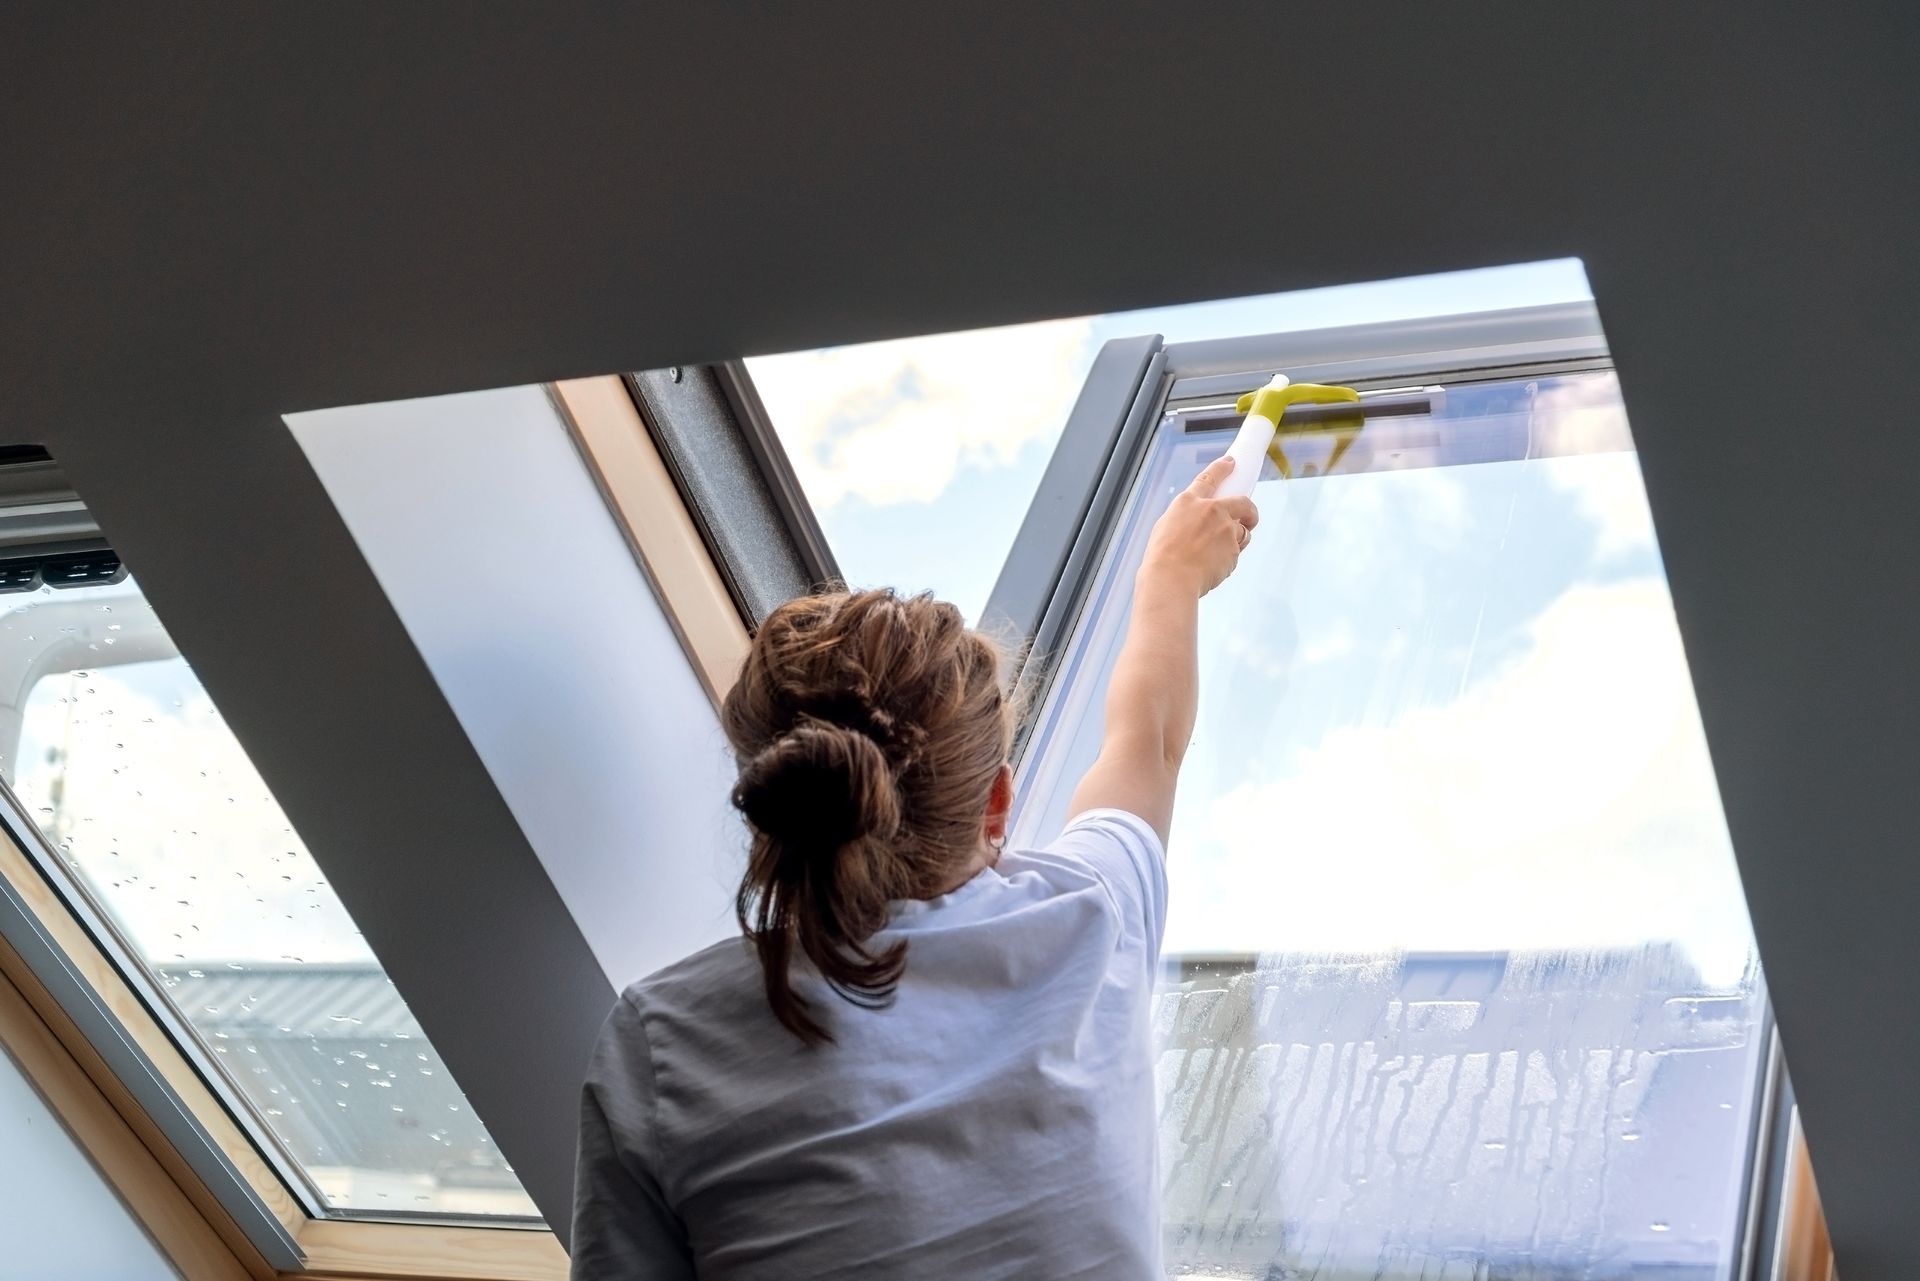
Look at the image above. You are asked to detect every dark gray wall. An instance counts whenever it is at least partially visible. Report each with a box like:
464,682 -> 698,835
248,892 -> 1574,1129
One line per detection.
3,6 -> 1913,1271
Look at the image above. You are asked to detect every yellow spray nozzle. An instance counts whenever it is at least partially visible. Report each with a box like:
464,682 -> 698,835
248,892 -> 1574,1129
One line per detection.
1233,381 -> 1363,479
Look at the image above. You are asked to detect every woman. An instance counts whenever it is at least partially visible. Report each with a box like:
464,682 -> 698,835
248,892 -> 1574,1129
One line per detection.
572,455 -> 1258,1279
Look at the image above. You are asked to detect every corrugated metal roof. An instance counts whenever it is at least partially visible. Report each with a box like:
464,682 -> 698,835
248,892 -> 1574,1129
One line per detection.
162,962 -> 417,1038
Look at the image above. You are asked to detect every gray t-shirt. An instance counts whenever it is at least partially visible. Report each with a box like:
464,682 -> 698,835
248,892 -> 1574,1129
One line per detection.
570,808 -> 1167,1280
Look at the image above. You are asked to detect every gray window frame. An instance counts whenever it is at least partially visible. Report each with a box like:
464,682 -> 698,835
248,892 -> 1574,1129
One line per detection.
628,362 -> 841,626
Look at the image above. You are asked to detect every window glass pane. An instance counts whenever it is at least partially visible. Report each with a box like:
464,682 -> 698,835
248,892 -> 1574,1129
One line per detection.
747,259 -> 1591,621
0,574 -> 537,1220
1012,369 -> 1767,1278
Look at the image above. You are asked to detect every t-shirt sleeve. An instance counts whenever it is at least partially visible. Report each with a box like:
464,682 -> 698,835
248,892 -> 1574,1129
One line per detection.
1048,807 -> 1168,964
570,995 -> 696,1281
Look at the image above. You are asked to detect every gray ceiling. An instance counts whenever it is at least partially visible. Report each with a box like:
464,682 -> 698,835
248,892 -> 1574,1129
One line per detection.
3,6 -> 1914,1272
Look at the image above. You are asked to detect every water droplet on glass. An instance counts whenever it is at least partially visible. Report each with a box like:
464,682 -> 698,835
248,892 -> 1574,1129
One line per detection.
1621,1131 -> 1642,1142
1482,1140 -> 1506,1151
1650,1222 -> 1671,1233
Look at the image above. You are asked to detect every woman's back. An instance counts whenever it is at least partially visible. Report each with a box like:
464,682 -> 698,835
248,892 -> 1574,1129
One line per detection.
573,810 -> 1167,1280
572,456 -> 1258,1277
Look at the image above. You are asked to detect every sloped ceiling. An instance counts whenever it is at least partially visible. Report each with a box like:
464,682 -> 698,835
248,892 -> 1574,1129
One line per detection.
2,7 -> 1913,1271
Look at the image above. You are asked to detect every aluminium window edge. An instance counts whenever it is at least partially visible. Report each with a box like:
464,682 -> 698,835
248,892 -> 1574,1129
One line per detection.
978,334 -> 1164,701
712,360 -> 841,591
1161,300 -> 1609,392
625,364 -> 840,627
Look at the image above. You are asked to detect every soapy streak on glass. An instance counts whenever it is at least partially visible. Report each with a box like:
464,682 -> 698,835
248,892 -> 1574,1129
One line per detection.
0,578 -> 537,1220
1013,371 -> 1767,1278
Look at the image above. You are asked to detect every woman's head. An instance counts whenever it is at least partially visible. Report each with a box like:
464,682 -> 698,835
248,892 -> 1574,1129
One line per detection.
724,589 -> 1014,1045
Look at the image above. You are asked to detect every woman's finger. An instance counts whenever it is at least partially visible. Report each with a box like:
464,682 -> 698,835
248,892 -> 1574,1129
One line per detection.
1187,455 -> 1237,498
1218,495 -> 1260,530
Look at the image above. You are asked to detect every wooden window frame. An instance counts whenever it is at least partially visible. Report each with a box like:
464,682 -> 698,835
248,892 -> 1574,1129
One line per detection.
550,376 -> 749,706
1774,1108 -> 1838,1281
0,809 -> 567,1280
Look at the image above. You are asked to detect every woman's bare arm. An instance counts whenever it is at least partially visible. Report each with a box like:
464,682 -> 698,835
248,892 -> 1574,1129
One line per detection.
1068,455 -> 1257,842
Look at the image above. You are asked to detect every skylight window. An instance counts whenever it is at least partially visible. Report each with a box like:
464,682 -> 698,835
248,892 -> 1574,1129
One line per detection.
1003,317 -> 1769,1277
0,528 -> 537,1221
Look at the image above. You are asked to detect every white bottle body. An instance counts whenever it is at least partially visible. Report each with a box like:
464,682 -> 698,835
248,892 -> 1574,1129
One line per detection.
1216,374 -> 1288,499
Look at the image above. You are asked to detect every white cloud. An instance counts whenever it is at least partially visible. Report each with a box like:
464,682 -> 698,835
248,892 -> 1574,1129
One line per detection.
1296,617 -> 1356,668
746,316 -> 1096,510
1173,577 -> 1755,983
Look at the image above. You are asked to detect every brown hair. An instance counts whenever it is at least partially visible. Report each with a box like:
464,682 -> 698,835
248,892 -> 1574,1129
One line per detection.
724,589 -> 1012,1046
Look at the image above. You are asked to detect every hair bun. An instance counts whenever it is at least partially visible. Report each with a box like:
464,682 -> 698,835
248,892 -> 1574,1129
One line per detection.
733,723 -> 902,849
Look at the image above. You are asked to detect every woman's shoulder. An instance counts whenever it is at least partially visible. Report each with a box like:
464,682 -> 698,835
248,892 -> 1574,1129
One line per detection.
619,934 -> 764,1022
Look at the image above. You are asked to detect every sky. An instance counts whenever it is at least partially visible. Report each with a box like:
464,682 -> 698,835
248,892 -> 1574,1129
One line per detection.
748,258 -> 1596,621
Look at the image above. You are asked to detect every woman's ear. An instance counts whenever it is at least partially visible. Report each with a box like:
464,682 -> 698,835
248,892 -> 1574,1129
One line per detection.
985,763 -> 1015,839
